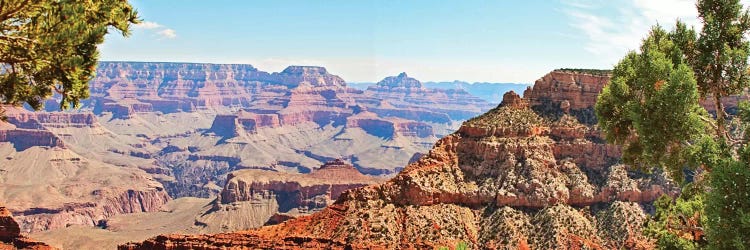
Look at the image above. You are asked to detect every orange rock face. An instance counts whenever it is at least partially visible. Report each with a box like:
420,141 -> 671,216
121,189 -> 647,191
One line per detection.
524,70 -> 610,111
219,159 -> 381,211
0,207 -> 56,250
121,70 -> 677,250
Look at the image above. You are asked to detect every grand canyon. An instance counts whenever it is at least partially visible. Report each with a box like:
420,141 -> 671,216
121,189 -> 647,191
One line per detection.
4,64 -> 743,249
4,1 -> 750,249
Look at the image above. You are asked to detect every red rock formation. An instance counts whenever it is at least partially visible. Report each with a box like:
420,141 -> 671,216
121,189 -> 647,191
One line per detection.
499,90 -> 528,109
92,62 -> 270,110
219,159 -> 380,209
524,69 -> 610,111
0,207 -> 56,250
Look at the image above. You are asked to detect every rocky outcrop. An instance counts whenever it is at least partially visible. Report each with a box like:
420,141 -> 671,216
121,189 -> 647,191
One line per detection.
122,72 -> 677,249
524,69 -> 610,111
0,128 -> 65,151
186,160 -> 383,232
0,207 -> 56,250
219,159 -> 380,211
15,188 -> 171,233
499,90 -> 527,109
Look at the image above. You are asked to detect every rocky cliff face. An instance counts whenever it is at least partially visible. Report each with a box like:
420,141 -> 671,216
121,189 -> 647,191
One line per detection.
0,206 -> 56,250
185,160 -> 382,233
523,69 -> 610,125
121,70 -> 678,250
15,188 -> 171,233
524,69 -> 610,111
220,159 -> 380,211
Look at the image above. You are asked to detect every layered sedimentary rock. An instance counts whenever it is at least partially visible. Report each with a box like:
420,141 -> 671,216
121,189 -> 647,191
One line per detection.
122,73 -> 677,249
524,69 -> 610,111
189,160 -> 382,233
219,159 -> 380,212
0,206 -> 56,250
0,107 -> 68,151
152,67 -> 488,197
91,62 -> 271,111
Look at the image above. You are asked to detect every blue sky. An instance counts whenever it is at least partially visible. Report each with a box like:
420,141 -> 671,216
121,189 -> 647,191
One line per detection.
100,0 -> 734,83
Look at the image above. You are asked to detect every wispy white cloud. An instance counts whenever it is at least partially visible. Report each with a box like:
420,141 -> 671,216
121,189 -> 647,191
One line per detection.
134,21 -> 163,30
133,21 -> 177,40
560,0 -> 750,64
157,29 -> 177,39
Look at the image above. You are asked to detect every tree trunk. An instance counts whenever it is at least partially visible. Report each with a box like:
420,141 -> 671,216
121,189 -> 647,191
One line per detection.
714,91 -> 726,140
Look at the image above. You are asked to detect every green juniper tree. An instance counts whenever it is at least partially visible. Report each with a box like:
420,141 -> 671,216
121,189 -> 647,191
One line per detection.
595,25 -> 708,179
0,0 -> 139,112
693,0 -> 750,140
596,0 -> 750,248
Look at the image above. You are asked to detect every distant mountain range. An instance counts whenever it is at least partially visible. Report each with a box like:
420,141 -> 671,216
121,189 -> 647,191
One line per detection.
349,81 -> 531,103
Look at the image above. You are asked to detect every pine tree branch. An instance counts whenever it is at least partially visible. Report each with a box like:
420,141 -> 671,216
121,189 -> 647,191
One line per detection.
0,0 -> 30,23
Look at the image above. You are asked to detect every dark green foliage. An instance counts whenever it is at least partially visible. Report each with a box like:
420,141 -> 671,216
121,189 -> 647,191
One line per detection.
0,0 -> 139,110
645,192 -> 707,250
595,25 -> 708,176
705,158 -> 750,249
693,0 -> 750,138
595,2 -> 750,249
703,102 -> 750,249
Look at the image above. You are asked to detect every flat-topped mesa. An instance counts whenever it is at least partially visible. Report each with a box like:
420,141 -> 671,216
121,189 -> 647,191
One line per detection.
6,112 -> 98,129
0,206 -> 56,250
316,159 -> 354,171
310,159 -> 371,179
208,111 -> 283,137
273,66 -> 347,88
92,62 -> 272,112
